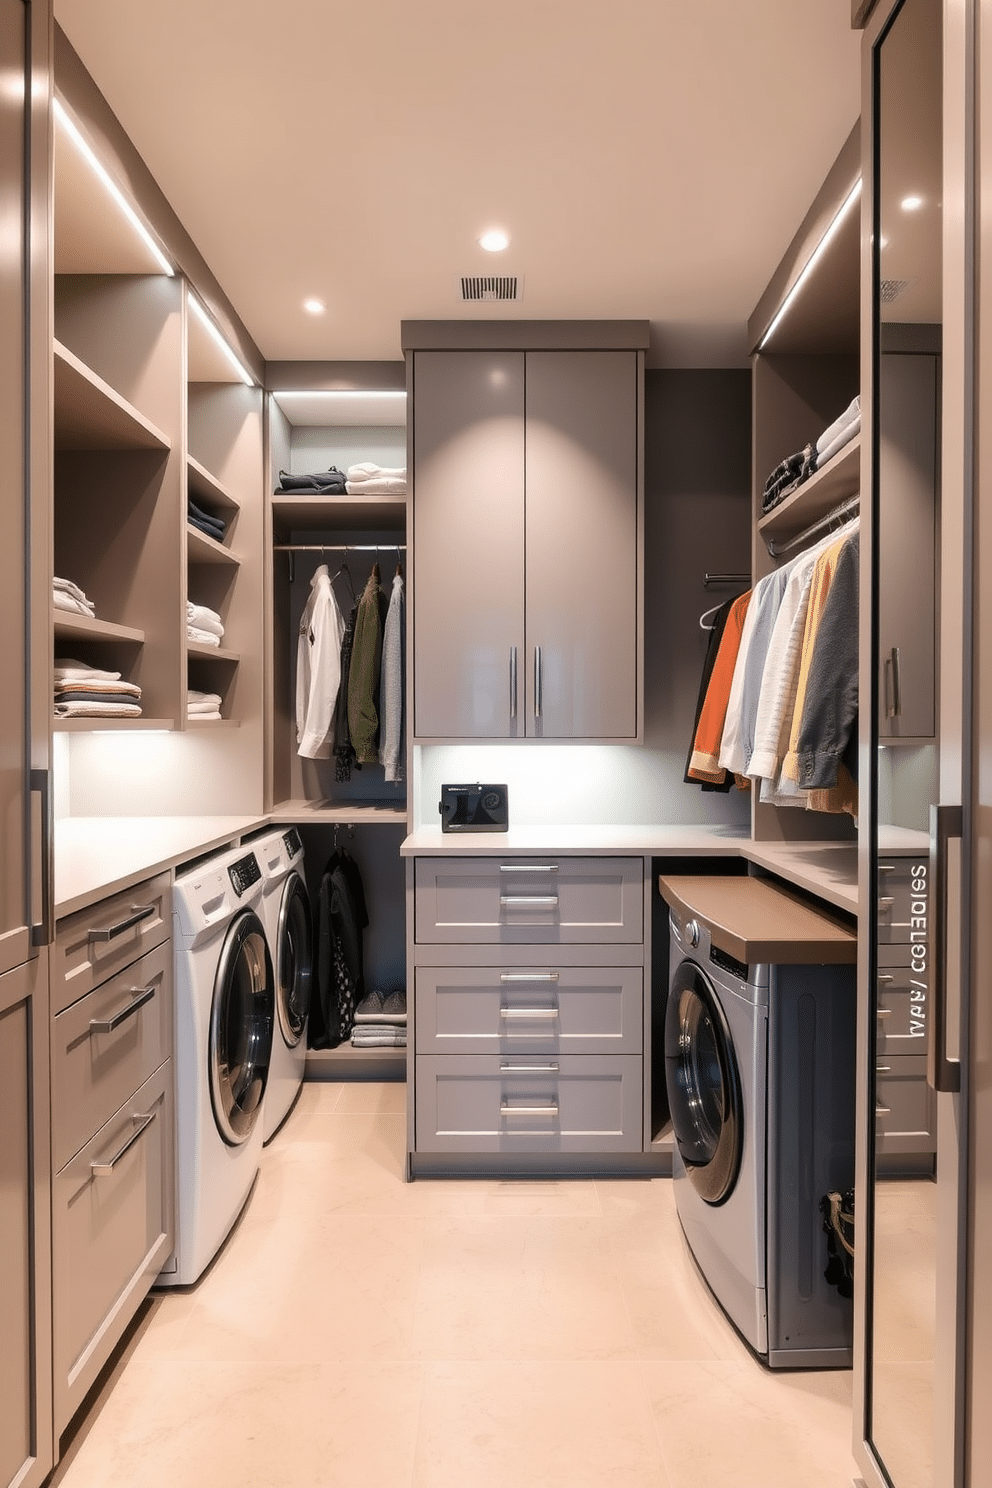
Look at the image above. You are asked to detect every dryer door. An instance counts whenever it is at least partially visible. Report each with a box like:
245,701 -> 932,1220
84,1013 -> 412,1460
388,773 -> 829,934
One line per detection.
665,958 -> 743,1205
275,872 -> 313,1049
209,909 -> 274,1145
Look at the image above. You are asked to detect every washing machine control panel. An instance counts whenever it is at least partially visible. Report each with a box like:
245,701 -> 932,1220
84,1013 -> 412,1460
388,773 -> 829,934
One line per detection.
228,852 -> 262,897
282,828 -> 303,861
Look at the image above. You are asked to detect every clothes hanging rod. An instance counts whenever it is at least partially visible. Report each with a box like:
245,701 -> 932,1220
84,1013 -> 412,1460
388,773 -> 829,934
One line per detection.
703,572 -> 750,587
273,543 -> 407,553
764,493 -> 860,559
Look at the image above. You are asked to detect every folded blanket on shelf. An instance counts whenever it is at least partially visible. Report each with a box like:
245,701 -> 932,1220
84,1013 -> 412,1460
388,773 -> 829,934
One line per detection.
54,682 -> 142,703
350,1025 -> 407,1047
344,476 -> 407,496
53,589 -> 96,617
187,703 -> 222,719
54,700 -> 142,717
346,462 -> 407,482
54,659 -> 122,683
816,396 -> 861,456
277,467 -> 347,494
816,412 -> 861,469
186,602 -> 225,638
187,498 -> 226,538
187,626 -> 221,647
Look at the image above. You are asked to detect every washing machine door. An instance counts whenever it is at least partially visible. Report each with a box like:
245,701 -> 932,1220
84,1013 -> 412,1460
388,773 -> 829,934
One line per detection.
209,909 -> 274,1145
665,958 -> 743,1205
275,871 -> 313,1049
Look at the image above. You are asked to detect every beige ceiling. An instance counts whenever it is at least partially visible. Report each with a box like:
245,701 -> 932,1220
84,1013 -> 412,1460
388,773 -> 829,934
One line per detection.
54,0 -> 862,369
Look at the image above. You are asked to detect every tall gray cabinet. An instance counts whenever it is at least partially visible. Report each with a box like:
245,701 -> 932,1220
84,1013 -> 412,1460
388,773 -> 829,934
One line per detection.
404,324 -> 647,743
1,4 -> 53,1488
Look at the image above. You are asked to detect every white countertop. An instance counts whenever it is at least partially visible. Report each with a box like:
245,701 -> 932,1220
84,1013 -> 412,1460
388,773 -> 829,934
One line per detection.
55,815 -> 267,917
400,823 -> 750,857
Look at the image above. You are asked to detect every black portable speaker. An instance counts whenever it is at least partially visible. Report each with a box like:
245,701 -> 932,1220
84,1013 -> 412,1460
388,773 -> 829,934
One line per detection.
439,783 -> 509,832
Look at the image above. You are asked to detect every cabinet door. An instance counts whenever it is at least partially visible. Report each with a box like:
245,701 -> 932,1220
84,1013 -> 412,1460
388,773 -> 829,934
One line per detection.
524,351 -> 640,739
877,351 -> 938,739
0,956 -> 52,1488
412,350 -> 525,739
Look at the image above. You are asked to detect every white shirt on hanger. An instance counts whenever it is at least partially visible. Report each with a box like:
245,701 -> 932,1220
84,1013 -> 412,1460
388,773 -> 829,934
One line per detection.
296,564 -> 346,759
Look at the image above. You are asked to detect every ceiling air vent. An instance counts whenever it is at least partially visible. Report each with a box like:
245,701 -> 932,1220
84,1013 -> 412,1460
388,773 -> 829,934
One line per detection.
458,274 -> 523,302
880,278 -> 915,303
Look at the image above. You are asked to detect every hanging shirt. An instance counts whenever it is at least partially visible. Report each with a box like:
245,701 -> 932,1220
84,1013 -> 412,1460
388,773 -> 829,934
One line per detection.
296,564 -> 345,759
687,590 -> 752,782
348,567 -> 388,764
379,571 -> 405,782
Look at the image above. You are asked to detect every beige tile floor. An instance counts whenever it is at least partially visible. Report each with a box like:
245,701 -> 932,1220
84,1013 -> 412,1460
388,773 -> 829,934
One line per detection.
53,1081 -> 861,1488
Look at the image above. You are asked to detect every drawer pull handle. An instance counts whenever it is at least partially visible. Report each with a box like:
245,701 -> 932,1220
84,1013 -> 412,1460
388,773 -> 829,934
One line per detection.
90,1111 -> 156,1177
499,1007 -> 559,1020
877,974 -> 895,984
878,897 -> 896,909
499,864 -> 559,873
499,972 -> 560,983
878,864 -> 897,874
88,903 -> 157,943
500,1062 -> 559,1072
875,1104 -> 892,1117
89,985 -> 157,1035
876,1007 -> 893,1020
500,895 -> 559,908
501,1103 -> 559,1117
877,1065 -> 893,1073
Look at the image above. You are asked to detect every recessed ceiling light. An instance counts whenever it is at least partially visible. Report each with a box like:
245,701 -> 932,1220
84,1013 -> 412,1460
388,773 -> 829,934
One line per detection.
478,229 -> 510,253
303,298 -> 326,315
901,195 -> 924,211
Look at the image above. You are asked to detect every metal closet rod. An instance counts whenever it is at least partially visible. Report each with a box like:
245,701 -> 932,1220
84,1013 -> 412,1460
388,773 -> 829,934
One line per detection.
703,572 -> 750,587
273,542 -> 407,552
765,492 -> 860,559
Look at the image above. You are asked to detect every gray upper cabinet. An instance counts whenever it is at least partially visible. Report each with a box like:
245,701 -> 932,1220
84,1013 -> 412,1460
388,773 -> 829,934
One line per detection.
877,348 -> 939,740
408,327 -> 645,742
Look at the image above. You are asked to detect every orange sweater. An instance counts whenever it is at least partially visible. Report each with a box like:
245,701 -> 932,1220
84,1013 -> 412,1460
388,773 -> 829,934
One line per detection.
688,590 -> 753,782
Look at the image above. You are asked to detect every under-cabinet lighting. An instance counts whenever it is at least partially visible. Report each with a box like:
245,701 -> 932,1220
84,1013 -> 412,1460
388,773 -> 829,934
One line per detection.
271,389 -> 406,400
187,293 -> 256,386
54,98 -> 175,277
757,177 -> 862,351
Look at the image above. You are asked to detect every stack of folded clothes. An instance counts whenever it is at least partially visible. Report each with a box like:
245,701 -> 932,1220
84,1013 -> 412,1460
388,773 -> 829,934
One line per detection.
350,988 -> 407,1048
53,658 -> 142,718
188,498 -> 227,543
345,462 -> 407,496
276,467 -> 347,494
761,394 -> 861,516
53,576 -> 96,618
187,601 -> 225,648
187,688 -> 223,721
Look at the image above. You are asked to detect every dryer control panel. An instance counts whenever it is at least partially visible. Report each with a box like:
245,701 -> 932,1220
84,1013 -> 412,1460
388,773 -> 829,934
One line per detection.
282,828 -> 303,861
228,852 -> 262,897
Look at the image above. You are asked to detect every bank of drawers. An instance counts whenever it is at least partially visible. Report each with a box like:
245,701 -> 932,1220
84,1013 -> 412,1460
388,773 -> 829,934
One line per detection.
51,876 -> 175,1432
876,855 -> 935,1162
412,857 -> 645,1157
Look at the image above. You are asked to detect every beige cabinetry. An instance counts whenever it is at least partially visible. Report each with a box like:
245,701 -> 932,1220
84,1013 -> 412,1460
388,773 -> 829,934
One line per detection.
405,325 -> 646,743
49,876 -> 175,1435
410,855 -> 647,1164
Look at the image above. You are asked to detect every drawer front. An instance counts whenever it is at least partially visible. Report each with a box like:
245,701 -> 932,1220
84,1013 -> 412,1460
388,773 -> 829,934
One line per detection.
52,872 -> 172,1014
877,856 -> 929,945
415,965 -> 642,1055
415,1054 -> 643,1153
414,857 -> 643,945
52,940 -> 172,1172
875,1056 -> 936,1155
876,960 -> 929,1055
53,1062 -> 174,1432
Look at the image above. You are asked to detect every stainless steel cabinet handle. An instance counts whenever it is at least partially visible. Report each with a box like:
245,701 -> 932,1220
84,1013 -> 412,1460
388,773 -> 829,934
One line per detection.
884,647 -> 903,718
875,1104 -> 892,1117
877,973 -> 895,984
88,903 -> 157,943
500,1062 -> 560,1072
534,645 -> 543,719
499,971 -> 560,982
509,645 -> 517,720
89,985 -> 156,1035
876,1007 -> 892,1019
500,1104 -> 559,1117
500,895 -> 558,907
499,864 -> 558,873
499,1007 -> 559,1020
90,1111 -> 156,1177
30,769 -> 52,948
929,803 -> 963,1093
878,897 -> 895,909
878,863 -> 897,874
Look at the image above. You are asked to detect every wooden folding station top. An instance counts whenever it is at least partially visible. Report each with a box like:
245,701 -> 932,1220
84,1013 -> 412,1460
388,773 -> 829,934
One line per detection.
658,874 -> 857,965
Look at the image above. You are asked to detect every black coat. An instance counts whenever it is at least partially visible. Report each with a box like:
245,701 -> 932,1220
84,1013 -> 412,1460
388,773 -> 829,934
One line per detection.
308,848 -> 369,1049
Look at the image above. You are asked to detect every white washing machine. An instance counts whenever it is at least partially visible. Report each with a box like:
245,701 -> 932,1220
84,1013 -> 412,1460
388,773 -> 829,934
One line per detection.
661,876 -> 857,1369
158,843 -> 274,1287
254,827 -> 313,1142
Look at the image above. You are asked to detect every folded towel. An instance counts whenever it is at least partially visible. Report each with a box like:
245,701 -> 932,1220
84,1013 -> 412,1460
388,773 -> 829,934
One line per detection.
187,703 -> 223,718
53,590 -> 96,617
54,700 -> 142,718
187,498 -> 226,537
186,602 -> 225,638
816,413 -> 861,469
53,576 -> 93,604
187,626 -> 221,647
344,476 -> 407,496
816,396 -> 861,456
346,462 -> 407,482
350,1026 -> 407,1047
54,659 -> 122,683
187,689 -> 223,706
54,682 -> 142,702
